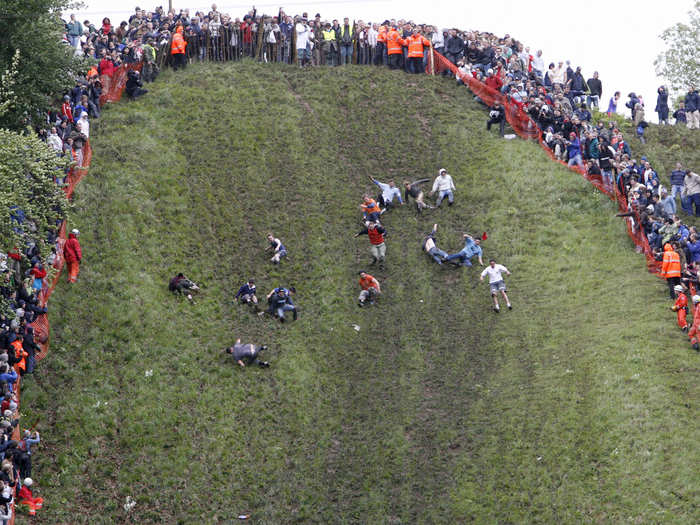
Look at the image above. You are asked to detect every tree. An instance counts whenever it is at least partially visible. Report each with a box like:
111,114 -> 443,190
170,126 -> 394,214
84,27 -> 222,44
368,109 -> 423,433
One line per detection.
0,0 -> 85,130
655,1 -> 700,94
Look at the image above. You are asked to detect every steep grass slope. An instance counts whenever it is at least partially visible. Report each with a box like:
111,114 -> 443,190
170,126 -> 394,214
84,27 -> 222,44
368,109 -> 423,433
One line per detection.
20,62 -> 699,524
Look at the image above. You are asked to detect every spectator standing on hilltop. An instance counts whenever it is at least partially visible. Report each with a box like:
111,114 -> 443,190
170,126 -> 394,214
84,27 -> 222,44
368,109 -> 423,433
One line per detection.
685,87 -> 699,129
607,91 -> 620,117
673,101 -> 687,125
670,163 -> 686,202
171,25 -> 188,70
586,71 -> 602,109
64,229 -> 82,284
66,14 -> 83,49
430,169 -> 456,207
656,86 -> 670,125
480,259 -> 512,312
683,171 -> 700,216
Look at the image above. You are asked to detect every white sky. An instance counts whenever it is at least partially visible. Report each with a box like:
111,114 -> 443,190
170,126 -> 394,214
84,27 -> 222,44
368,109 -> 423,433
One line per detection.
70,0 -> 695,122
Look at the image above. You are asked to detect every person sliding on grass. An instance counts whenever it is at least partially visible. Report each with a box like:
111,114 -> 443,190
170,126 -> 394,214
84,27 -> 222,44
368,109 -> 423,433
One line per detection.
445,234 -> 484,267
266,233 -> 287,264
360,194 -> 382,222
368,175 -> 403,210
422,223 -> 449,265
358,271 -> 380,307
235,279 -> 258,307
403,178 -> 433,212
671,284 -> 689,331
480,259 -> 512,312
430,169 -> 456,207
266,287 -> 297,322
225,339 -> 269,368
354,220 -> 387,268
168,273 -> 200,302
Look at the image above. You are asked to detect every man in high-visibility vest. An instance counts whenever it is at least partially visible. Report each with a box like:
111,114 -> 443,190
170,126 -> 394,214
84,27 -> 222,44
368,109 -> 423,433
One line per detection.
406,29 -> 430,74
338,17 -> 354,65
322,22 -> 338,66
385,25 -> 404,70
376,24 -> 387,66
661,243 -> 682,299
171,24 -> 188,70
671,284 -> 689,331
688,295 -> 700,349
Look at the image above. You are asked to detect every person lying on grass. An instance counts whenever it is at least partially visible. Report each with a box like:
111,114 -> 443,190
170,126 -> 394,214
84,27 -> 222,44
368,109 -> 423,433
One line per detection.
225,339 -> 270,368
168,273 -> 200,302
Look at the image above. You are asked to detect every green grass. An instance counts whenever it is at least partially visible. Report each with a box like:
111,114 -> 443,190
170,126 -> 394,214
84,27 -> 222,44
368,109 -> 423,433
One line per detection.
18,62 -> 699,524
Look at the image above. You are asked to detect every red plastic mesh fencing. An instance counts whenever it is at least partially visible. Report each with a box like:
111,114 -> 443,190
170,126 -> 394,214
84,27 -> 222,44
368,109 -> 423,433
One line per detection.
429,50 -> 663,275
8,63 -> 135,524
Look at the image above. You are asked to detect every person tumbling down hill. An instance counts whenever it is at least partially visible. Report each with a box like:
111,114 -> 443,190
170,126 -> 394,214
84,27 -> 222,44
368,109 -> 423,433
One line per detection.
422,223 -> 448,265
266,233 -> 287,264
368,175 -> 403,211
403,178 -> 433,212
360,194 -> 382,222
358,271 -> 381,307
168,273 -> 200,302
354,220 -> 387,268
265,287 -> 297,322
235,279 -> 258,307
445,234 -> 484,267
225,339 -> 270,368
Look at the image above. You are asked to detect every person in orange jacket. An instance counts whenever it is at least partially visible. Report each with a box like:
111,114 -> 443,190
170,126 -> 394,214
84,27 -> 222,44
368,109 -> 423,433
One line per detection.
171,24 -> 188,70
406,29 -> 430,74
376,24 -> 387,65
360,194 -> 382,222
671,284 -> 689,331
358,270 -> 381,307
660,242 -> 681,299
385,26 -> 404,69
688,295 -> 700,350
64,228 -> 82,283
10,339 -> 28,375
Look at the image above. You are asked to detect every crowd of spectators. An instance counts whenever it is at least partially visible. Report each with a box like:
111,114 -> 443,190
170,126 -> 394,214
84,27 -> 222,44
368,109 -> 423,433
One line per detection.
2,2 -> 695,518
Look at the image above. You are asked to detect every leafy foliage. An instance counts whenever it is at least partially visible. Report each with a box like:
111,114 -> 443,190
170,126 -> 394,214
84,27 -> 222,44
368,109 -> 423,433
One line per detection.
655,1 -> 700,94
0,129 -> 69,258
0,0 -> 84,130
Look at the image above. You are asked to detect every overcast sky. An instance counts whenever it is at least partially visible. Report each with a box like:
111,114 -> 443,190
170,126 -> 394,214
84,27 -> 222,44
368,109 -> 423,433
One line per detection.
70,0 -> 694,122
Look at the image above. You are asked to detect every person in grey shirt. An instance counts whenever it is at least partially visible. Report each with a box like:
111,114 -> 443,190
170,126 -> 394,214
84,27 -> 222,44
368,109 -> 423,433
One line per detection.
225,339 -> 269,368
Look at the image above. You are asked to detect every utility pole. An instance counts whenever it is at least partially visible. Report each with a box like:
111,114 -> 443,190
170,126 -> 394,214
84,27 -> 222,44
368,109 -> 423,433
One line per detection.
169,0 -> 173,13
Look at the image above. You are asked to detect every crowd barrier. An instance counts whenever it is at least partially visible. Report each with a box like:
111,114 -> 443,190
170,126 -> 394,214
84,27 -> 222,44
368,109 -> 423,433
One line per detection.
8,62 -> 137,523
429,50 -> 663,275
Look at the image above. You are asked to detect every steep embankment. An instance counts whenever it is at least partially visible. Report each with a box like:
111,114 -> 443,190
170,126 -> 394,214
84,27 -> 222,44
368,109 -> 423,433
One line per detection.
20,63 -> 699,524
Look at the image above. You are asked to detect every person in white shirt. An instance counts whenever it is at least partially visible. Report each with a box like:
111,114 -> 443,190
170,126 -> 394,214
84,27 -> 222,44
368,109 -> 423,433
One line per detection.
480,259 -> 512,312
430,169 -> 456,207
532,50 -> 545,79
295,18 -> 311,66
46,127 -> 63,154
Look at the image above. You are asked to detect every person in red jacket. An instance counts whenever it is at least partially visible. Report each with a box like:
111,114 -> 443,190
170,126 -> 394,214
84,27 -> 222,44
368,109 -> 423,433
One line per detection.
61,95 -> 73,122
29,263 -> 46,294
18,477 -> 43,516
688,295 -> 700,350
355,220 -> 387,268
64,228 -> 82,283
671,285 -> 689,331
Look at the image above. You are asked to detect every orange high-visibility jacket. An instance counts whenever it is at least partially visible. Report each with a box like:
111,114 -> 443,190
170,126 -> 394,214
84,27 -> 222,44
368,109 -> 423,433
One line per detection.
10,339 -> 27,373
406,34 -> 430,58
171,27 -> 187,55
661,243 -> 681,279
361,199 -> 381,215
386,28 -> 404,55
377,26 -> 387,43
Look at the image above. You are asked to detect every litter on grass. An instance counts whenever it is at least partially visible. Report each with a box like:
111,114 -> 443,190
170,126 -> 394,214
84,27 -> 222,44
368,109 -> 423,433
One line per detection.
352,324 -> 360,332
124,496 -> 136,512
145,369 -> 153,377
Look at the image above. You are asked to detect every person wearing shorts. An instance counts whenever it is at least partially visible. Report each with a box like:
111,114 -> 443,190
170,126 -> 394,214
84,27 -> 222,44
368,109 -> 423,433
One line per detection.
266,233 -> 287,264
480,259 -> 512,312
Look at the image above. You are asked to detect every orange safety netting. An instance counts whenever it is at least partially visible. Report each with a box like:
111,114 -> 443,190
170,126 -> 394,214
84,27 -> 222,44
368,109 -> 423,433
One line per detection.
8,63 -> 137,525
429,50 -> 662,275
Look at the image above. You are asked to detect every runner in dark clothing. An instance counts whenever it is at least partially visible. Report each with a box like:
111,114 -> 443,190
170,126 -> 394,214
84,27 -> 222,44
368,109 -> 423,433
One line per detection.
403,178 -> 432,212
225,339 -> 269,368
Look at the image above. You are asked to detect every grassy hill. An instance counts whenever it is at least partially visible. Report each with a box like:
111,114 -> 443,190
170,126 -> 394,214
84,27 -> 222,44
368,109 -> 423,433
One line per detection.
20,62 -> 699,524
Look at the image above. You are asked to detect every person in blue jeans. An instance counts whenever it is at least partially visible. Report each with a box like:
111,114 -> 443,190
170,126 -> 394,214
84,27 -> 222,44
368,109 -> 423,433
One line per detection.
422,223 -> 448,264
266,287 -> 297,323
445,234 -> 484,267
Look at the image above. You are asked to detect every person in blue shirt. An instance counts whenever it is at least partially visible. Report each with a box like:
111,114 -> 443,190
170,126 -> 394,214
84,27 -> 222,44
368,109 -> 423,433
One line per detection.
566,132 -> 583,168
235,279 -> 258,306
266,234 -> 287,264
445,234 -> 484,267
368,175 -> 403,210
0,365 -> 17,394
265,287 -> 297,322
